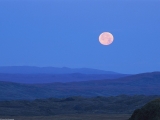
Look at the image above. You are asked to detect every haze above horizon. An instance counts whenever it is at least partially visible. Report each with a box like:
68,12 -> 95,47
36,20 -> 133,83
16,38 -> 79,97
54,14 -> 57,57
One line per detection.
0,0 -> 160,74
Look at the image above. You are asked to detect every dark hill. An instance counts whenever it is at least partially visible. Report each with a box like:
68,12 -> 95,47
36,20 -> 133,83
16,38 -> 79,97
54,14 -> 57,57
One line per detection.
129,98 -> 160,120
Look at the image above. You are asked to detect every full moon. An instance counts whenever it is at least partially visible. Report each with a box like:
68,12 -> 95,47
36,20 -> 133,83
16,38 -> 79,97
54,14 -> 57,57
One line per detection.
99,32 -> 114,45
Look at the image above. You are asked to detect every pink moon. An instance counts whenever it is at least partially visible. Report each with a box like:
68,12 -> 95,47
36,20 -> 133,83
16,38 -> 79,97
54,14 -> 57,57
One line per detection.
99,32 -> 114,45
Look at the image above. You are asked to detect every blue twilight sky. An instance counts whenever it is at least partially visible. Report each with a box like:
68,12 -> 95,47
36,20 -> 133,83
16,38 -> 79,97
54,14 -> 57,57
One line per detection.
0,0 -> 160,74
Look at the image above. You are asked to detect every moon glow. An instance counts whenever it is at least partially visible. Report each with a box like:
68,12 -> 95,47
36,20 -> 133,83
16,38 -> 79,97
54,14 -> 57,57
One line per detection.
99,32 -> 114,45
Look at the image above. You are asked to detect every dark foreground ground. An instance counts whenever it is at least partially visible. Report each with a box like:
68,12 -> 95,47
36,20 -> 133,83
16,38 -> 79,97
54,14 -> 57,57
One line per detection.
1,95 -> 159,116
0,114 -> 131,120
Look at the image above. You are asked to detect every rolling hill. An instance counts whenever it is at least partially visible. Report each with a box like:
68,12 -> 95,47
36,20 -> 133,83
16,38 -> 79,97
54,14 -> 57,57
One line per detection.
0,72 -> 159,100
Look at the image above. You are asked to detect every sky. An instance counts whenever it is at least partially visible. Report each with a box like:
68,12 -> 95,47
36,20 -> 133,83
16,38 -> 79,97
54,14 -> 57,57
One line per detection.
0,0 -> 160,74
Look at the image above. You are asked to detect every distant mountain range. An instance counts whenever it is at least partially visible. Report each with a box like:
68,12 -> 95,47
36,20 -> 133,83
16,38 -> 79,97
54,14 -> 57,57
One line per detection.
0,66 -> 118,74
0,73 -> 128,83
0,66 -> 127,83
0,71 -> 159,100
